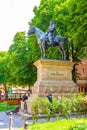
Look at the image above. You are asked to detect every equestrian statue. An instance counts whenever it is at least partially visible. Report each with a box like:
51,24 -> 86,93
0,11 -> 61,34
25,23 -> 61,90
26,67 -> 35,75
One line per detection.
27,21 -> 69,60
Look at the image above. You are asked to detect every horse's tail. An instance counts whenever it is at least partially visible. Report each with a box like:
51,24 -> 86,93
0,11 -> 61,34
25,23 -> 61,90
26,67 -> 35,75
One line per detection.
64,37 -> 70,44
64,37 -> 71,60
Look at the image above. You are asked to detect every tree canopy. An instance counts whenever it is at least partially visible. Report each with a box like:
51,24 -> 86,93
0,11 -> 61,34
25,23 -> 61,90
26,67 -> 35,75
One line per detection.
0,0 -> 87,89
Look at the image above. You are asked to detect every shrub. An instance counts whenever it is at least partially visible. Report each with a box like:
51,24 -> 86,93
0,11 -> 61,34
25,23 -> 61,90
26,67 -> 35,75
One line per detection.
31,97 -> 51,122
60,97 -> 72,119
69,121 -> 87,130
30,93 -> 87,123
71,93 -> 86,117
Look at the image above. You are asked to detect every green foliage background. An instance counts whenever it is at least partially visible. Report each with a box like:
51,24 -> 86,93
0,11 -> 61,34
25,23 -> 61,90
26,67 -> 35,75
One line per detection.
0,0 -> 87,90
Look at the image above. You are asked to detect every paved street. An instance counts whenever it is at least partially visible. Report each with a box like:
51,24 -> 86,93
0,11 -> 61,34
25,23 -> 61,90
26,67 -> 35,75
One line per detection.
0,110 -> 57,130
0,111 -> 24,130
0,111 -> 46,130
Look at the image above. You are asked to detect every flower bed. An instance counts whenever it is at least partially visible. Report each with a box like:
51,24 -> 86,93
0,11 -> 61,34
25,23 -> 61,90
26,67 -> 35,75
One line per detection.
7,100 -> 21,105
0,100 -> 4,102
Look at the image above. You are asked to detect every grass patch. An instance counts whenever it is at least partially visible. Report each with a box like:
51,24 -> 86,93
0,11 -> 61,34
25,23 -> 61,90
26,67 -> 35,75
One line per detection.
20,118 -> 87,130
0,101 -> 20,112
0,101 -> 8,111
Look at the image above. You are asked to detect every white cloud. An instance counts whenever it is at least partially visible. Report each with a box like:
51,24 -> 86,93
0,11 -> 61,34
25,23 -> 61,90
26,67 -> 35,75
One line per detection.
0,0 -> 40,51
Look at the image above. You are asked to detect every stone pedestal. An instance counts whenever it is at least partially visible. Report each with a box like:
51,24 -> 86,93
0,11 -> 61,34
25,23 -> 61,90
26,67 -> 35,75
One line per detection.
25,59 -> 79,113
31,59 -> 78,97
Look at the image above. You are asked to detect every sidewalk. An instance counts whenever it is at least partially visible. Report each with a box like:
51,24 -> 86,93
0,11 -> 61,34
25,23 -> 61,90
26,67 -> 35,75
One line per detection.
0,110 -> 65,130
0,111 -> 24,130
0,110 -> 48,130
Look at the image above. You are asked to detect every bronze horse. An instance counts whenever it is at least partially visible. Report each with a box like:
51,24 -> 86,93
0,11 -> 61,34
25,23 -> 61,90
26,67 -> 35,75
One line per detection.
27,26 -> 69,60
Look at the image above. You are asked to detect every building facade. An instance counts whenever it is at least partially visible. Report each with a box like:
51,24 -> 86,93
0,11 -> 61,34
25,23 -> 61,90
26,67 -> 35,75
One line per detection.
76,60 -> 87,93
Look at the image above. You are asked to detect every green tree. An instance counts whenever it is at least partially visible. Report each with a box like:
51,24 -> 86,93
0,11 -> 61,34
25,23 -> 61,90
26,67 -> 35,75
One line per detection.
0,51 -> 10,93
8,32 -> 37,90
66,0 -> 87,61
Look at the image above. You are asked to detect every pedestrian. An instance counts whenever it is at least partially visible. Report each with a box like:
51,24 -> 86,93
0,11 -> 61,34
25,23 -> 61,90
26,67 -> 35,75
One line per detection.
57,93 -> 62,115
6,104 -> 19,115
22,93 -> 28,101
47,92 -> 53,113
22,93 -> 28,111
58,93 -> 62,103
47,92 -> 52,103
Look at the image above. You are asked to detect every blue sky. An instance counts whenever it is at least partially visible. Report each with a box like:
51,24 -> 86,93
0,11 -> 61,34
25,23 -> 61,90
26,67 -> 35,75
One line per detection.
0,0 -> 40,51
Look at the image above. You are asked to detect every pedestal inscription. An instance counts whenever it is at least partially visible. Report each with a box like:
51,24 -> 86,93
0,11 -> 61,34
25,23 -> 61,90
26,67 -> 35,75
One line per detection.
48,71 -> 67,80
